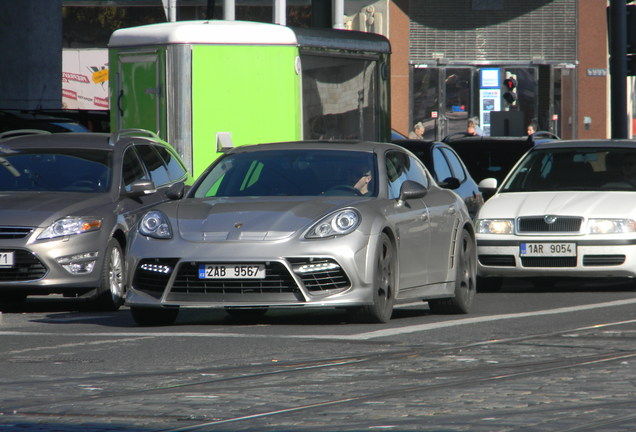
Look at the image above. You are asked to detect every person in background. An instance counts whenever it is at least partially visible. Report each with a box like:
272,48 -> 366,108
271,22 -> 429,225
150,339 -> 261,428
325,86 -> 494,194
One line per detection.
527,121 -> 538,136
408,122 -> 425,140
467,117 -> 483,136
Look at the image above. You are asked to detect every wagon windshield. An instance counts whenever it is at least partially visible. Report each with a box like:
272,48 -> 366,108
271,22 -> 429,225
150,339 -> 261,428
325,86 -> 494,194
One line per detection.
501,147 -> 636,192
0,149 -> 111,192
193,149 -> 378,198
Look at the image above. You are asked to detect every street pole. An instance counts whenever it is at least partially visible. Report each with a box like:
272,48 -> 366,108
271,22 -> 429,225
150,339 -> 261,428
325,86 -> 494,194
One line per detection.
609,0 -> 628,138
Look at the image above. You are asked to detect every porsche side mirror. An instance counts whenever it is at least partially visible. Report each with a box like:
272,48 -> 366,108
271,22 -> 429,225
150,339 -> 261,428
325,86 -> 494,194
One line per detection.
165,181 -> 185,200
398,180 -> 427,201
438,176 -> 461,190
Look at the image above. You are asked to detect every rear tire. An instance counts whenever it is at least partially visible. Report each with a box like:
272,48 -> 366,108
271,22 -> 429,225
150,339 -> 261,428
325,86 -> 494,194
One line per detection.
350,233 -> 395,323
429,229 -> 476,314
130,306 -> 179,326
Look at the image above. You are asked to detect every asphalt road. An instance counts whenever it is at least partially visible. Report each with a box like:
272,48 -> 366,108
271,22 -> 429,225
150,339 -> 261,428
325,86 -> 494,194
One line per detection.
2,278 -> 636,432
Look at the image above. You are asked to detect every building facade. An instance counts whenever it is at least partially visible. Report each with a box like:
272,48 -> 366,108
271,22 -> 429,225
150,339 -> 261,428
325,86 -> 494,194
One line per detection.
0,0 -> 615,140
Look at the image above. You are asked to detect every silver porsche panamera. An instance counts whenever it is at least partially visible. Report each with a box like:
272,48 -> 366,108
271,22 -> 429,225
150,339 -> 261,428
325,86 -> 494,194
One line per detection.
125,141 -> 477,325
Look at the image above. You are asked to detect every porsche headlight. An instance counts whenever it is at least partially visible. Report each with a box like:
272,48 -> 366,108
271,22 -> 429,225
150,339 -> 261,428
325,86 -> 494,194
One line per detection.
38,217 -> 102,240
476,219 -> 514,235
139,210 -> 173,239
588,219 -> 636,234
306,209 -> 360,239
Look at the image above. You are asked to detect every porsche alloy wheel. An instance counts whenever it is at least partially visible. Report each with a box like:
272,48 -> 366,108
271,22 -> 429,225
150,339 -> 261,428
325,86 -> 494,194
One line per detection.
352,232 -> 396,323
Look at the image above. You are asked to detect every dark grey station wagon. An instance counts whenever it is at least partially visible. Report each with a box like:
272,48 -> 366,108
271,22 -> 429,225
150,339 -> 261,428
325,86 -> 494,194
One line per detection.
0,129 -> 191,309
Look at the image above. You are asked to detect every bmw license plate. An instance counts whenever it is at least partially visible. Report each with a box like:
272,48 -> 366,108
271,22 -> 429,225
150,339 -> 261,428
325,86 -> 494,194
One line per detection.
520,243 -> 576,257
199,264 -> 265,279
0,251 -> 14,268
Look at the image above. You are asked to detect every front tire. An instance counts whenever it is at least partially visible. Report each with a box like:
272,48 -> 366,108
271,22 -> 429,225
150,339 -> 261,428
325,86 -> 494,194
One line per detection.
91,238 -> 125,311
130,306 -> 179,326
429,229 -> 476,314
351,233 -> 396,323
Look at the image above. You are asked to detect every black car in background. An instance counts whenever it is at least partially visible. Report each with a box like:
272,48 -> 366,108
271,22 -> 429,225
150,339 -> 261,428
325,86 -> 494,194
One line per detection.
393,139 -> 484,219
442,131 -> 559,188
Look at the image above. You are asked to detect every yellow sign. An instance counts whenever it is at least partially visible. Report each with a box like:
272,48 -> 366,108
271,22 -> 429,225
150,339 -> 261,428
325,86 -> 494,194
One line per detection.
92,69 -> 108,84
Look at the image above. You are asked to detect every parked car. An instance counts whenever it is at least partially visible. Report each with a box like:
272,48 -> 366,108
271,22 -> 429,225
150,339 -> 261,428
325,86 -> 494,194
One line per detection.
125,140 -> 477,326
0,129 -> 191,309
393,139 -> 484,218
442,131 -> 559,191
475,139 -> 636,291
0,109 -> 91,133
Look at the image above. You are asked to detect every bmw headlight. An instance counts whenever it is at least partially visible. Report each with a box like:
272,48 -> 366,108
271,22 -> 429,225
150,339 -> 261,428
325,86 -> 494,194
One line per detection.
306,209 -> 360,239
588,219 -> 636,234
139,210 -> 173,239
38,217 -> 102,240
476,219 -> 514,235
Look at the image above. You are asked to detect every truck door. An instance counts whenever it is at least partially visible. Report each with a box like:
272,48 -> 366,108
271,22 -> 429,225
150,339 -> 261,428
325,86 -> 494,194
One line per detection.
113,51 -> 163,135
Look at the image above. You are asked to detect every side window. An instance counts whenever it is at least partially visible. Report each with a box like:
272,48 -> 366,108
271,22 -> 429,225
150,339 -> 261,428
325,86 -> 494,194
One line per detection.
405,155 -> 429,188
136,144 -> 171,187
432,148 -> 453,182
155,145 -> 187,181
386,151 -> 408,199
122,148 -> 148,192
441,148 -> 467,182
386,151 -> 429,199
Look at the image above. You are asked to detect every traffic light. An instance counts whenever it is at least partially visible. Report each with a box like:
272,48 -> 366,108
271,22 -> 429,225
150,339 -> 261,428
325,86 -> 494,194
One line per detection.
502,74 -> 517,106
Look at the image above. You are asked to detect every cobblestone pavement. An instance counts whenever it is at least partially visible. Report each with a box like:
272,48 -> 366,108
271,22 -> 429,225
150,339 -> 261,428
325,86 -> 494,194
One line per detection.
2,312 -> 636,432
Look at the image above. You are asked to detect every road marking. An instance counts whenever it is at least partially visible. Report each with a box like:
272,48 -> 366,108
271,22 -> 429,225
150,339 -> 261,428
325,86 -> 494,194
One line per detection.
1,298 -> 636,341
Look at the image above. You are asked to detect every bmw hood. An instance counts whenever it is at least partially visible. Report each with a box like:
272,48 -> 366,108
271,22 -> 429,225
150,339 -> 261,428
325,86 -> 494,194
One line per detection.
479,191 -> 636,220
0,192 -> 111,227
175,197 -> 366,242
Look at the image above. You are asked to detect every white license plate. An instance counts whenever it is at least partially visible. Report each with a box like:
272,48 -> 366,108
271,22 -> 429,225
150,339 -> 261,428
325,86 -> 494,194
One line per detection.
520,243 -> 576,257
198,264 -> 265,279
0,252 -> 14,268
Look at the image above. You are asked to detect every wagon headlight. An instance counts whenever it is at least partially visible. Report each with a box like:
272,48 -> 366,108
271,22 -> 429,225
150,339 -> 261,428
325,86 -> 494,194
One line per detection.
139,210 -> 173,239
476,219 -> 514,235
38,217 -> 102,240
588,219 -> 636,234
306,209 -> 360,239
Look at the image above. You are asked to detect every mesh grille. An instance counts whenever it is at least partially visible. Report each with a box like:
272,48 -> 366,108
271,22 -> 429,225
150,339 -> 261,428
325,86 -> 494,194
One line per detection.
170,261 -> 300,295
409,0 -> 577,63
0,250 -> 46,281
287,258 -> 350,292
521,257 -> 577,267
133,258 -> 179,298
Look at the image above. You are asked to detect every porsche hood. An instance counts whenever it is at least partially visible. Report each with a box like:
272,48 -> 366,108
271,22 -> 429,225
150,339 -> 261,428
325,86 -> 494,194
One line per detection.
175,197 -> 368,242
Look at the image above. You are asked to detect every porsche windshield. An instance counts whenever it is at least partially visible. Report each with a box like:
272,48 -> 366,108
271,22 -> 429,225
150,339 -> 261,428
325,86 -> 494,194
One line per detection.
0,149 -> 111,192
501,147 -> 636,192
193,149 -> 378,197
